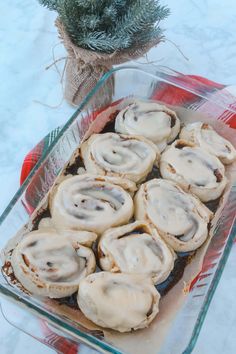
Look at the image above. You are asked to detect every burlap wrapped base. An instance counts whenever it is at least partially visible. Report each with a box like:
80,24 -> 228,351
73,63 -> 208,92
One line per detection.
56,19 -> 162,107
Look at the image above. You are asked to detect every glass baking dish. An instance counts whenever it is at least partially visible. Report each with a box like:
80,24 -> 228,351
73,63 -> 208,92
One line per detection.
0,65 -> 235,354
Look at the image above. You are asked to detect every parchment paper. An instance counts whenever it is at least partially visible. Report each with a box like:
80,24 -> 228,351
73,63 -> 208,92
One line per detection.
2,97 -> 236,354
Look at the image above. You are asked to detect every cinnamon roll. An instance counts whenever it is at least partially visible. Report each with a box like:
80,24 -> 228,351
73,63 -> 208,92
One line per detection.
160,139 -> 227,202
98,221 -> 175,284
51,174 -> 134,235
115,99 -> 180,151
77,272 -> 160,332
11,229 -> 96,298
180,122 -> 236,164
38,218 -> 97,247
134,179 -> 213,252
38,217 -> 53,229
80,132 -> 159,183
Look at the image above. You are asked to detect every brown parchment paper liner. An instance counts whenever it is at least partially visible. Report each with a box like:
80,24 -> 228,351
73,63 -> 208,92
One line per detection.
1,97 -> 236,354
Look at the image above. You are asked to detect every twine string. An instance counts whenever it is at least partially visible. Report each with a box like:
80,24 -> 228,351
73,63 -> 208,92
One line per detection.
34,43 -> 68,108
34,21 -> 188,108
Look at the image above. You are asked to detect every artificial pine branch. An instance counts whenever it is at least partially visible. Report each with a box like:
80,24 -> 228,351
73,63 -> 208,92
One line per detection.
39,0 -> 170,53
39,0 -> 58,10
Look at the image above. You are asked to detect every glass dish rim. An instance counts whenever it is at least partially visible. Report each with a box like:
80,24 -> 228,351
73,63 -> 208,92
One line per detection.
1,64 -> 236,224
0,64 -> 236,354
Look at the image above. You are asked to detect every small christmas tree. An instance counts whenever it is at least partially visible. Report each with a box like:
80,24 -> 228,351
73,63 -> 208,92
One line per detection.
39,0 -> 170,53
39,0 -> 170,106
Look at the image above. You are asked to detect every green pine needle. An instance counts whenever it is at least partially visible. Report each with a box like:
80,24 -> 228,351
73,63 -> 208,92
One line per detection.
39,0 -> 58,10
38,0 -> 170,53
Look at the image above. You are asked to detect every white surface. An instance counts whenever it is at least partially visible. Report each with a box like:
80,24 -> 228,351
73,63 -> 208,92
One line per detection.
0,0 -> 236,353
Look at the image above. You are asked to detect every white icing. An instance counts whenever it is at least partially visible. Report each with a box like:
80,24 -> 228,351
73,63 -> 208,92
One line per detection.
77,272 -> 160,332
160,139 -> 227,202
11,229 -> 96,298
38,218 -> 98,247
38,217 -> 53,229
134,179 -> 213,252
80,133 -> 159,183
51,174 -> 134,235
98,221 -> 175,284
115,99 -> 180,151
180,122 -> 236,164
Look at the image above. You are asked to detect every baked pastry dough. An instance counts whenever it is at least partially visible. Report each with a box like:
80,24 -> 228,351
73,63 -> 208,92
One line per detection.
98,221 -> 175,284
11,229 -> 96,298
80,132 -> 159,183
134,179 -> 213,252
180,122 -> 236,164
160,139 -> 227,202
38,218 -> 97,247
77,272 -> 160,332
115,99 -> 180,151
51,174 -> 134,235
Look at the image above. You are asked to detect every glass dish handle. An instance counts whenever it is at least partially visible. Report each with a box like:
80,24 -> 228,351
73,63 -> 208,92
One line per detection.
0,297 -> 98,354
137,64 -> 236,111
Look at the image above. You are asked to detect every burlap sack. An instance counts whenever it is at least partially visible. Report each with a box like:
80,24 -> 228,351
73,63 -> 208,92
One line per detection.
56,19 -> 162,107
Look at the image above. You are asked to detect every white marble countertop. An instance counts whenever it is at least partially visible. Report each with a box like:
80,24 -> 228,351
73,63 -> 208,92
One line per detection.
0,0 -> 236,353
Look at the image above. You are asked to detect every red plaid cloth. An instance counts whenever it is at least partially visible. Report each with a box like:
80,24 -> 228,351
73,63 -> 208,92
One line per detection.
20,75 -> 236,354
20,75 -> 236,186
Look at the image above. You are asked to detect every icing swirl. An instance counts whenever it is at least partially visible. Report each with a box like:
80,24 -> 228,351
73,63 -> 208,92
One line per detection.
134,179 -> 213,252
77,272 -> 160,332
115,99 -> 180,151
11,229 -> 96,298
180,122 -> 236,164
50,174 -> 134,235
98,221 -> 175,284
80,132 -> 159,183
160,139 -> 227,202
